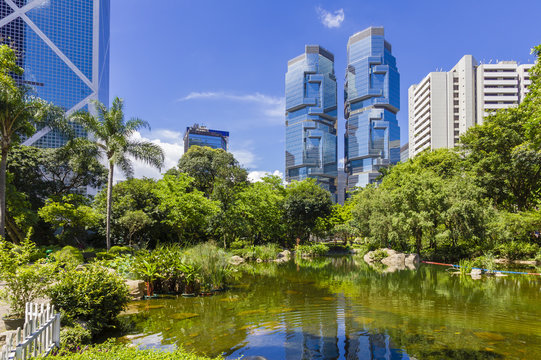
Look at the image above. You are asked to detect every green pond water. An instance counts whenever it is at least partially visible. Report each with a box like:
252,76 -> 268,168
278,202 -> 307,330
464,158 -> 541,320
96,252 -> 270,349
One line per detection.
121,256 -> 541,359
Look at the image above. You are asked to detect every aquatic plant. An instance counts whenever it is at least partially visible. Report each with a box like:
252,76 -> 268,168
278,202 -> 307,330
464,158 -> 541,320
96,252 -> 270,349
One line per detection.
183,241 -> 232,291
296,243 -> 329,257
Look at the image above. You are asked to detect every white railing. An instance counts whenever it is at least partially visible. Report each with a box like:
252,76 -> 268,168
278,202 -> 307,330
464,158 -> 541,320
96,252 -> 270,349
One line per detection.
0,303 -> 60,360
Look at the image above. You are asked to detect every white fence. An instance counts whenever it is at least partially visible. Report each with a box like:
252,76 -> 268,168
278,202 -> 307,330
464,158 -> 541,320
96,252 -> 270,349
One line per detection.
0,303 -> 60,360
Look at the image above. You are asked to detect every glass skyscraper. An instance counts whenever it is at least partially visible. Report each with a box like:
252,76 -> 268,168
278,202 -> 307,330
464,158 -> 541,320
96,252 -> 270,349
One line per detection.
0,0 -> 110,148
184,124 -> 229,153
285,45 -> 338,199
344,27 -> 400,191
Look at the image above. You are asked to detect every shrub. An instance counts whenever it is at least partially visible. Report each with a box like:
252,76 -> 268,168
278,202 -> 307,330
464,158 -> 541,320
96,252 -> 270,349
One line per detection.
53,246 -> 84,266
296,243 -> 329,257
59,324 -> 92,351
254,244 -> 281,260
184,242 -> 231,291
458,259 -> 474,275
0,238 -> 53,317
495,241 -> 540,260
472,253 -> 496,272
51,341 -> 226,359
47,263 -> 129,335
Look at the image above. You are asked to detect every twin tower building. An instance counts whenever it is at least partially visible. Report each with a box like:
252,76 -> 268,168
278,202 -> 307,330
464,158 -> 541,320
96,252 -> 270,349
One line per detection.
285,27 -> 400,202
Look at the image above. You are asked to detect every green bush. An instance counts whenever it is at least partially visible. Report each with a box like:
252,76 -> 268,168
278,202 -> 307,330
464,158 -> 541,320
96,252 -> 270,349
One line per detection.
184,242 -> 231,292
47,263 -> 129,335
495,241 -> 540,260
0,238 -> 54,317
254,244 -> 281,260
51,341 -> 226,359
59,324 -> 92,351
296,243 -> 329,257
458,259 -> 475,275
472,253 -> 496,272
109,246 -> 133,255
53,246 -> 84,266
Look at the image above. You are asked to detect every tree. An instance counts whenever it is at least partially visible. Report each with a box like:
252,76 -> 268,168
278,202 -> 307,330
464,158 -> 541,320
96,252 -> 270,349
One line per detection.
228,175 -> 286,245
283,179 -> 333,245
174,146 -> 248,197
71,98 -> 164,250
0,45 -> 69,239
118,210 -> 153,246
38,194 -> 99,245
93,178 -> 167,247
154,174 -> 219,243
173,146 -> 248,247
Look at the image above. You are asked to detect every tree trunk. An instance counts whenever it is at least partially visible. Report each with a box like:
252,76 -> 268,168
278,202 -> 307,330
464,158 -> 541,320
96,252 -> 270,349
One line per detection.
106,162 -> 114,251
0,145 -> 8,240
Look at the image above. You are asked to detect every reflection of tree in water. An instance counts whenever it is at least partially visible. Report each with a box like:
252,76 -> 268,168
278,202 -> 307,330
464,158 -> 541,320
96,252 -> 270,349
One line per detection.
123,257 -> 541,359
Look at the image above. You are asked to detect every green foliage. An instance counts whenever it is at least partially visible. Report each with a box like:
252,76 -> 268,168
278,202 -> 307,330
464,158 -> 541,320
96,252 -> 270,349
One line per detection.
458,259 -> 474,275
50,341 -> 226,359
59,324 -> 92,351
226,176 -> 286,246
369,249 -> 388,263
53,246 -> 84,267
231,243 -> 282,261
495,241 -> 540,260
183,242 -> 231,291
283,179 -> 333,244
154,174 -> 219,243
39,194 -> 99,245
472,253 -> 496,272
93,178 -> 167,247
0,236 -> 53,317
296,243 -> 329,257
47,263 -> 129,335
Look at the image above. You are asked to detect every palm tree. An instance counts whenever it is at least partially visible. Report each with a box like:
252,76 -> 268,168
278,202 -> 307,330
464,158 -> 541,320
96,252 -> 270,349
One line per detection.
0,45 -> 68,240
71,97 -> 164,250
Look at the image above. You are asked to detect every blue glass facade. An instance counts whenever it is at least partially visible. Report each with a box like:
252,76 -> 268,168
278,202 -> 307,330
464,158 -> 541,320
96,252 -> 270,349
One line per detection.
184,125 -> 229,153
285,45 -> 338,200
0,0 -> 110,148
344,27 -> 400,191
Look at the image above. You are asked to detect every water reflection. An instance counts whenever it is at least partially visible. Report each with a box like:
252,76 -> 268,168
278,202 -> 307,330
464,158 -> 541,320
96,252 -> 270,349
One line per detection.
122,256 -> 541,360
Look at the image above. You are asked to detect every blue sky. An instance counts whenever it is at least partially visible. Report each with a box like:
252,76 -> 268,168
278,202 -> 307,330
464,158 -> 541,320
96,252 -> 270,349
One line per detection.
110,0 -> 541,180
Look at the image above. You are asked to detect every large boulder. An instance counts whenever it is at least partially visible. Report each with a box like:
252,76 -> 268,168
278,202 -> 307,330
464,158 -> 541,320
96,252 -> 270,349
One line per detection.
125,280 -> 146,300
229,255 -> 245,266
381,253 -> 406,267
405,254 -> 420,267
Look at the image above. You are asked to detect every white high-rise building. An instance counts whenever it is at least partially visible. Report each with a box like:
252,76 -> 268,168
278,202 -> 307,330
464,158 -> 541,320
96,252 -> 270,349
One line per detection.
408,56 -> 532,158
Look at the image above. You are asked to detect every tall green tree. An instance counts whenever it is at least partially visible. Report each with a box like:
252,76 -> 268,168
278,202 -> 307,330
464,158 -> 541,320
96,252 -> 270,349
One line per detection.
0,45 -> 68,239
154,174 -> 219,243
71,97 -> 164,250
283,178 -> 333,245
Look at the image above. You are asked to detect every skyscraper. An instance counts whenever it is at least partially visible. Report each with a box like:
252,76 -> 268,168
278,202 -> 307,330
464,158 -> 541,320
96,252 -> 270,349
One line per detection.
344,27 -> 400,191
184,124 -> 229,153
0,0 -> 110,148
285,45 -> 338,200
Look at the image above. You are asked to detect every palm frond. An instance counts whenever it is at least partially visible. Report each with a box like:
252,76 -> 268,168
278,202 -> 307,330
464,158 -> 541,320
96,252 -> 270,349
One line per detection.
127,140 -> 165,170
114,154 -> 134,178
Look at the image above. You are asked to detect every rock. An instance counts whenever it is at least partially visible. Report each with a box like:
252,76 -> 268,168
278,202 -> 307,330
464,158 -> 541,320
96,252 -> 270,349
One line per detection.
274,258 -> 287,263
495,272 -> 508,277
471,268 -> 483,276
381,253 -> 406,267
363,253 -> 373,264
75,265 -> 86,271
125,280 -> 146,300
229,255 -> 245,266
256,258 -> 263,263
471,274 -> 482,280
276,250 -> 291,259
405,253 -> 420,267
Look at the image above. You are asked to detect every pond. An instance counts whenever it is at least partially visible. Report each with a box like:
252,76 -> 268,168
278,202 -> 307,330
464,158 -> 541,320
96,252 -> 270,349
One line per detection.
121,256 -> 541,359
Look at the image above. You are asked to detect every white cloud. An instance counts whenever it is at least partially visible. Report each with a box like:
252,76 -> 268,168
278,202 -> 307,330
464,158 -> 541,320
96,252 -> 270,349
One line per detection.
113,130 -> 184,182
248,170 -> 284,183
316,7 -> 345,28
178,91 -> 285,125
230,148 -> 257,169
